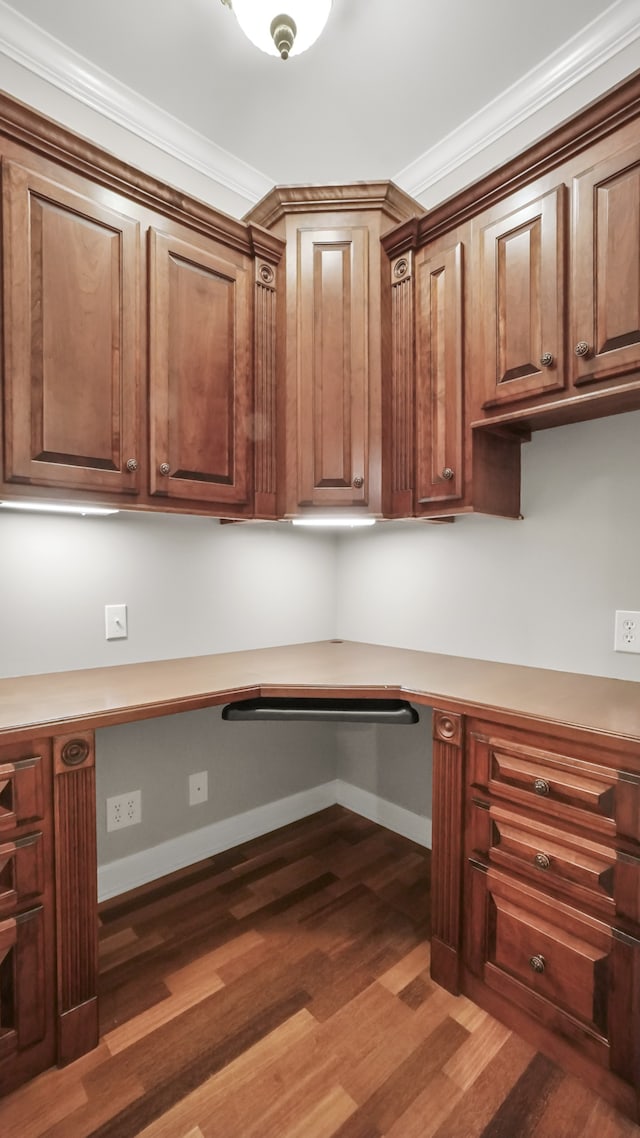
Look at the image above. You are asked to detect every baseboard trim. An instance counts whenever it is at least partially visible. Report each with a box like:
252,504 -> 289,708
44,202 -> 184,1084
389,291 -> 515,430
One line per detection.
335,780 -> 431,849
98,780 -> 431,901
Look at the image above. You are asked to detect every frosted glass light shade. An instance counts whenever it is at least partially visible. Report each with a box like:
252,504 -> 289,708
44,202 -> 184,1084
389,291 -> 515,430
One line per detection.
231,1 -> 332,58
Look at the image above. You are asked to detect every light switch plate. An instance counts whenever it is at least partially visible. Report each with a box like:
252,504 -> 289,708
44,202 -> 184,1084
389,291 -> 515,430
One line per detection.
105,603 -> 128,640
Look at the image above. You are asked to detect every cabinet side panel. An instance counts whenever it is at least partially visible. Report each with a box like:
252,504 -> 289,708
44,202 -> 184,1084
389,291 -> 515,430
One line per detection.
387,254 -> 414,516
53,735 -> 98,1064
431,712 -> 464,993
254,268 -> 277,516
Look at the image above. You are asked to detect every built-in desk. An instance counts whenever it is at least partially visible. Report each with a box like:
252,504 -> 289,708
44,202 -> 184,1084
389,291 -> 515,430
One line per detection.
1,641 -> 639,1116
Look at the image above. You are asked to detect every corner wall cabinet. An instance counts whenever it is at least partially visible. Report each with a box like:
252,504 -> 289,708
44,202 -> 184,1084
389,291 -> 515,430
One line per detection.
245,184 -> 423,518
0,641 -> 639,1122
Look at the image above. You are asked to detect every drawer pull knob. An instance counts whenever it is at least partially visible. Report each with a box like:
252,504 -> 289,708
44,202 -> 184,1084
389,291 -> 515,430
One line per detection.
533,778 -> 550,796
352,475 -> 364,489
574,341 -> 591,358
126,458 -> 138,472
159,462 -> 171,476
539,353 -> 554,368
534,852 -> 551,870
529,954 -> 546,974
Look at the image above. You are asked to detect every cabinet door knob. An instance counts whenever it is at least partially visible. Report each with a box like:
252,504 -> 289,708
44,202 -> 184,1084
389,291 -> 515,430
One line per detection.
533,778 -> 550,796
352,475 -> 364,489
126,458 -> 138,472
159,463 -> 171,476
441,467 -> 455,481
539,353 -> 554,368
574,341 -> 591,358
529,954 -> 546,974
534,852 -> 551,870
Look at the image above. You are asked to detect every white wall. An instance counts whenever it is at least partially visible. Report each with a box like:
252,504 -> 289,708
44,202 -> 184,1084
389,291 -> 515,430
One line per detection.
335,410 -> 640,682
0,512 -> 336,678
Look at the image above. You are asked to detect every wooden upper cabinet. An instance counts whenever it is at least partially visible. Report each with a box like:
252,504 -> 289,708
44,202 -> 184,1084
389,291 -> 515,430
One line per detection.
415,241 -> 464,507
148,228 -> 251,507
297,226 -> 369,509
2,159 -> 141,494
244,183 -> 424,518
571,141 -> 640,389
479,186 -> 566,408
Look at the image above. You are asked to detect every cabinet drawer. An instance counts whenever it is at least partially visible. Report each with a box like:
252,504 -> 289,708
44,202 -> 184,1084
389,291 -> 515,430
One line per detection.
0,833 -> 45,914
469,801 -> 636,916
465,866 -> 612,1058
469,730 -> 640,843
0,906 -> 47,1067
0,754 -> 45,831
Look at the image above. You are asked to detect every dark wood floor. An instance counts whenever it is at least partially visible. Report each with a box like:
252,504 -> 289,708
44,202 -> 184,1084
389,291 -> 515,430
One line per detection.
1,806 -> 639,1137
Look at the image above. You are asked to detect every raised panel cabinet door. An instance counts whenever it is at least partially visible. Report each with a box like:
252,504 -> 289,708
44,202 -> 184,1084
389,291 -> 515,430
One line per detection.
2,160 -> 141,493
148,229 -> 251,506
480,187 -> 566,408
415,242 -> 463,506
571,142 -> 640,388
296,227 -> 369,509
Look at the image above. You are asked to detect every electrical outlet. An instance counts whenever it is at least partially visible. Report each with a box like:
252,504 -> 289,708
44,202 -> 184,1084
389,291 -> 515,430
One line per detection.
189,771 -> 208,806
105,603 -> 128,640
614,610 -> 640,654
106,790 -> 141,831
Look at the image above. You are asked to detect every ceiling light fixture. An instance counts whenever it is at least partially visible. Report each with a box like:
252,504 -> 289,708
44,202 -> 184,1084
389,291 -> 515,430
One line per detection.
221,0 -> 333,60
0,501 -> 119,517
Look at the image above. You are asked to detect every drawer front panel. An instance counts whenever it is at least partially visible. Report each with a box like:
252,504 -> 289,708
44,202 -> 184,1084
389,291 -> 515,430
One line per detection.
0,756 -> 45,831
468,802 -> 626,917
469,730 -> 640,842
0,906 -> 47,1062
0,833 -> 45,913
490,891 -> 610,1035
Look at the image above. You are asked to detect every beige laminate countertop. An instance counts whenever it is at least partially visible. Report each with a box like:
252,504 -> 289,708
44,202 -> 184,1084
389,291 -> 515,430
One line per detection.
1,640 -> 640,745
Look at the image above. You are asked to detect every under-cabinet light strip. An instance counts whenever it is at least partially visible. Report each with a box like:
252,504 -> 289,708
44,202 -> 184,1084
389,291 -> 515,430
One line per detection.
0,501 -> 119,517
291,517 -> 376,528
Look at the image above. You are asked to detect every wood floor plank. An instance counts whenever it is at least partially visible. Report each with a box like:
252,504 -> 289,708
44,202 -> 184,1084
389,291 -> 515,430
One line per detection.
431,1033 -> 537,1138
385,1072 -> 465,1138
378,941 -> 431,994
103,968 -> 225,1056
134,1009 -> 320,1138
330,1016 -> 469,1138
443,1014 -> 512,1092
278,1086 -> 358,1138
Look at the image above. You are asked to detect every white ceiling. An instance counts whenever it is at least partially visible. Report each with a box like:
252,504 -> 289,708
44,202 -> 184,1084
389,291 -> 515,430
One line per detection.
1,0 -> 639,207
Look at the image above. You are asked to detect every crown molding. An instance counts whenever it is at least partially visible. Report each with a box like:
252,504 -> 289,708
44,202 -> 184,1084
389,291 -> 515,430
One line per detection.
245,181 -> 425,229
394,0 -> 640,200
0,0 -> 272,204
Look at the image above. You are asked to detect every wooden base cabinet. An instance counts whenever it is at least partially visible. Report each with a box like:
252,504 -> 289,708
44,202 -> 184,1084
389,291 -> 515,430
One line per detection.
0,731 -> 99,1097
455,717 -> 640,1120
0,741 -> 56,1096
